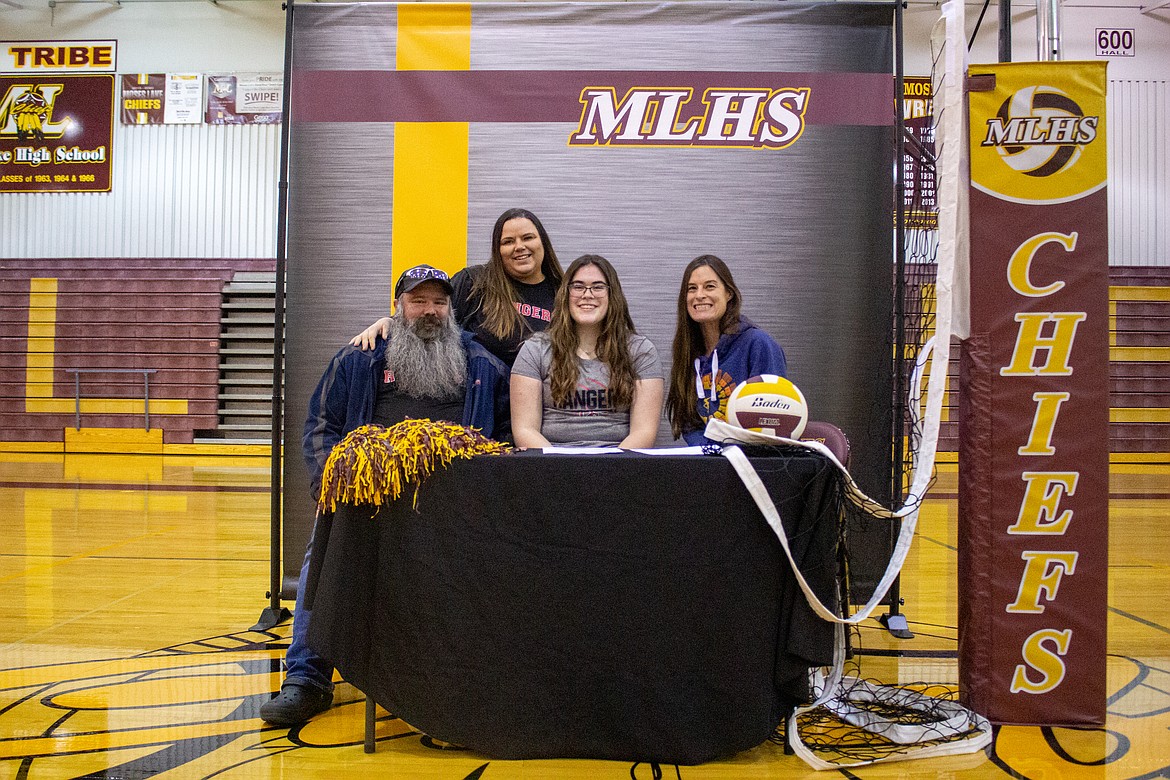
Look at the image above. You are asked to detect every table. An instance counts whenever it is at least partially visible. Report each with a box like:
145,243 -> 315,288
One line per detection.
305,449 -> 842,765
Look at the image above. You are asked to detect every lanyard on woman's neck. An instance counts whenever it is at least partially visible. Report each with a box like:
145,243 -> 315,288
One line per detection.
694,348 -> 719,413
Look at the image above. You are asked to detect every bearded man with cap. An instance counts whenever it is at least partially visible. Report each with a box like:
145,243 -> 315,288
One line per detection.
260,263 -> 510,727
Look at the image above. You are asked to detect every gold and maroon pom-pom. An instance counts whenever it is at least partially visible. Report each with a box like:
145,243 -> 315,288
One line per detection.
317,419 -> 511,514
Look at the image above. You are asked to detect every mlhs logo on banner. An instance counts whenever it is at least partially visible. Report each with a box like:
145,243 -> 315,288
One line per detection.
570,87 -> 809,148
981,85 -> 1101,178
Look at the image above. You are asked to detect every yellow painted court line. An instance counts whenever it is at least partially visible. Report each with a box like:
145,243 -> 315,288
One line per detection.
162,443 -> 271,457
1111,407 -> 1170,424
0,523 -> 182,585
907,452 -> 1170,465
26,279 -> 57,397
22,277 -> 189,418
1111,346 -> 1170,362
1111,285 -> 1170,302
0,444 -> 269,457
28,399 -> 188,416
1111,453 -> 1170,464
391,4 -> 472,289
0,649 -> 284,689
0,442 -> 65,454
1110,460 -> 1170,471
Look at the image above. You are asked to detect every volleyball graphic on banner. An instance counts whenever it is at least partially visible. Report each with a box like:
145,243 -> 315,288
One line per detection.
726,375 -> 808,438
992,84 -> 1088,178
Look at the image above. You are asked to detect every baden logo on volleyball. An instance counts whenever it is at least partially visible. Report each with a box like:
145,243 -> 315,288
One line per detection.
726,374 -> 808,438
981,85 -> 1099,178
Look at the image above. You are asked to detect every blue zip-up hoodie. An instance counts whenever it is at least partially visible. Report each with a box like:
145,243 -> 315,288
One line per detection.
683,317 -> 787,446
302,332 -> 511,497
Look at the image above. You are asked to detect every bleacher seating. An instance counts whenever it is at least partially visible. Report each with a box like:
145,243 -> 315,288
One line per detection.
0,257 -> 274,446
1,259 -> 1166,454
918,266 -> 1170,455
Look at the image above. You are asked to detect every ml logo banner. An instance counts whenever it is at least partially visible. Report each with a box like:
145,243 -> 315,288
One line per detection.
0,75 -> 114,192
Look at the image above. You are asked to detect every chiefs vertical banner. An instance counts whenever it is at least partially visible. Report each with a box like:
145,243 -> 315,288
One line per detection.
0,74 -> 114,192
959,62 -> 1108,725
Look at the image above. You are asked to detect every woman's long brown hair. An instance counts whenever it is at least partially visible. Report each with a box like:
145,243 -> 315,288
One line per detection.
474,208 -> 564,341
666,255 -> 743,438
547,254 -> 638,409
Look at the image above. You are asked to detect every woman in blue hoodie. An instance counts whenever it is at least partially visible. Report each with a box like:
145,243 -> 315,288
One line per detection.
666,255 -> 788,445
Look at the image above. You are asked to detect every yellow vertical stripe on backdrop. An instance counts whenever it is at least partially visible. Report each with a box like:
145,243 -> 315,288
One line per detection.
26,279 -> 57,400
391,4 -> 472,295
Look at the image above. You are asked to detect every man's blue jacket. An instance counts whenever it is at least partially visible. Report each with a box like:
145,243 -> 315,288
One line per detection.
302,332 -> 511,498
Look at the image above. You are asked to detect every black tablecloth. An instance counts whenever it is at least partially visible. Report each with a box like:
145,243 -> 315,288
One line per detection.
306,450 -> 841,764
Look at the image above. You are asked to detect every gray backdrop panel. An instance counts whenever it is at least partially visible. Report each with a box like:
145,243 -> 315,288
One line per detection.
284,1 -> 894,599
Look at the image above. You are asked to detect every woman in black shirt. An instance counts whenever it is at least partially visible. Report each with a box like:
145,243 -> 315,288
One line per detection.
351,208 -> 564,366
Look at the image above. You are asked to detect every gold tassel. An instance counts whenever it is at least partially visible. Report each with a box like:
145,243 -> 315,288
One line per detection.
317,419 -> 511,514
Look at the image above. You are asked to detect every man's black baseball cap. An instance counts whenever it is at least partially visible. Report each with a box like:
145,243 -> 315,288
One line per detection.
395,264 -> 455,298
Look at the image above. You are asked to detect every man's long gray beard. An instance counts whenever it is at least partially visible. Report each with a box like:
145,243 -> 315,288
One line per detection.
385,309 -> 467,400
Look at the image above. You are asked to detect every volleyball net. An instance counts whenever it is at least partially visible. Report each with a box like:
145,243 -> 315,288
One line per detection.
707,1 -> 992,768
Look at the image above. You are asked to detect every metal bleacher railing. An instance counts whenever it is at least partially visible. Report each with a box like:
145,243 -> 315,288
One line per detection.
64,368 -> 157,431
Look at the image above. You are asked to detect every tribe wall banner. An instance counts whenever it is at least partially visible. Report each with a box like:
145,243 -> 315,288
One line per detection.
0,74 -> 114,192
120,74 -> 203,125
0,40 -> 117,74
281,2 -> 896,597
205,73 -> 283,125
959,61 -> 1108,725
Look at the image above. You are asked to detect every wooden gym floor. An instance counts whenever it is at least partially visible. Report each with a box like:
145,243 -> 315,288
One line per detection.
1,451 -> 1167,779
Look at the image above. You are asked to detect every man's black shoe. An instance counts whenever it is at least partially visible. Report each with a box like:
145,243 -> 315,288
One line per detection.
260,683 -> 333,726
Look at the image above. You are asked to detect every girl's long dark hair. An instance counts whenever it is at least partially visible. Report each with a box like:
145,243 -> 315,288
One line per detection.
666,254 -> 743,438
547,254 -> 638,409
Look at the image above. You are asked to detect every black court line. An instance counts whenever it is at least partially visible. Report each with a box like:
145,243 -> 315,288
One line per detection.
1109,606 -> 1170,636
917,534 -> 958,551
0,481 -> 268,493
853,648 -> 958,658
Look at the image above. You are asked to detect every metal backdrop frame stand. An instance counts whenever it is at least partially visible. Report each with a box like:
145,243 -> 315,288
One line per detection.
253,0 -> 916,639
254,0 -> 296,632
882,0 -> 914,640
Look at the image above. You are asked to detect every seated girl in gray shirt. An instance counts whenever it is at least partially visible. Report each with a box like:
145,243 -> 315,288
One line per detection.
511,254 -> 663,448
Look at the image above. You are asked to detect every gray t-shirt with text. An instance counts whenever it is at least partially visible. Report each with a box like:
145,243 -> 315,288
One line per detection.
512,333 -> 662,446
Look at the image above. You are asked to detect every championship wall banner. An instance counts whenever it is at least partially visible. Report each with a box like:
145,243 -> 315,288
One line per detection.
205,73 -> 282,125
0,74 -> 114,193
280,2 -> 897,600
959,62 -> 1108,725
903,75 -> 936,229
121,73 -> 203,125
